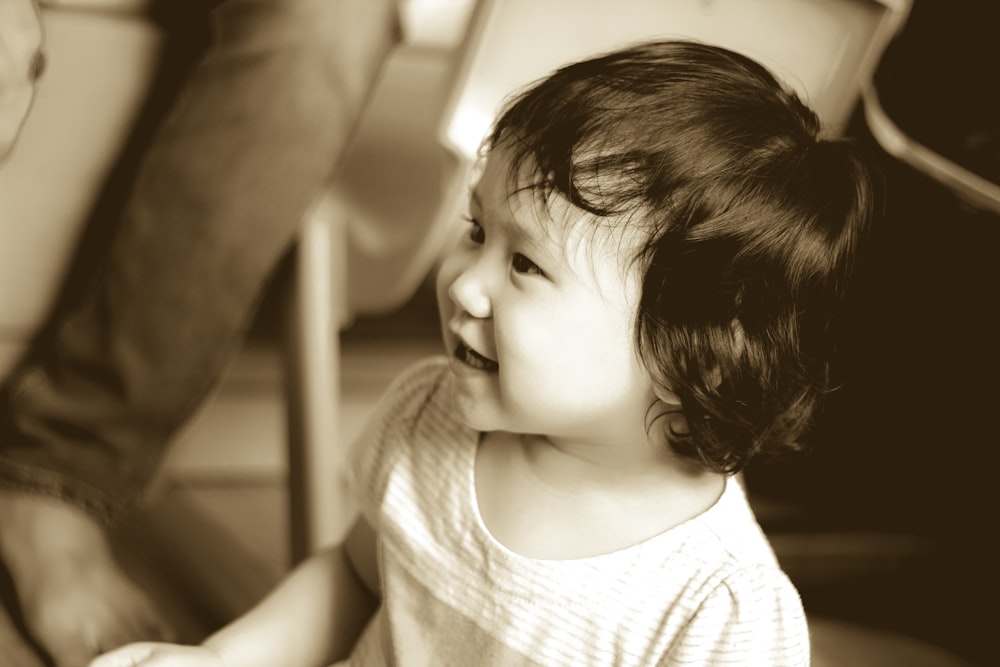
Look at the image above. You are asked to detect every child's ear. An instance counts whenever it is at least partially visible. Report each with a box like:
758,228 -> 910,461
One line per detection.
643,361 -> 682,407
645,319 -> 745,403
653,385 -> 683,407
654,390 -> 690,440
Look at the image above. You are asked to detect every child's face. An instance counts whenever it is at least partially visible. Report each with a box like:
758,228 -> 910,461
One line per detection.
436,147 -> 657,442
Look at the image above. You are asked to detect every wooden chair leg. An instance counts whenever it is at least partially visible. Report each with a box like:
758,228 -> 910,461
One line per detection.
283,194 -> 350,564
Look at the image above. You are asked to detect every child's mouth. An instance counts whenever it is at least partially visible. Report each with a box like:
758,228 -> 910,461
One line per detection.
455,340 -> 499,372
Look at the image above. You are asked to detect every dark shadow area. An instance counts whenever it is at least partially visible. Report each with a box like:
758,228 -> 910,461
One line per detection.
747,3 -> 999,664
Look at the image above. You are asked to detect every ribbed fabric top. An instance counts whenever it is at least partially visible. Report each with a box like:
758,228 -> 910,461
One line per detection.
345,357 -> 809,666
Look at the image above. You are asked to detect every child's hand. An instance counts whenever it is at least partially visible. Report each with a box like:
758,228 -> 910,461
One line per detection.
88,642 -> 225,667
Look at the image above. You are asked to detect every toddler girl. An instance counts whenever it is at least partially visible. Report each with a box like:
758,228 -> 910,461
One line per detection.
91,39 -> 877,667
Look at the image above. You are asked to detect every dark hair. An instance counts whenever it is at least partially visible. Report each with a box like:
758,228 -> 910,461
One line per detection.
486,40 -> 879,473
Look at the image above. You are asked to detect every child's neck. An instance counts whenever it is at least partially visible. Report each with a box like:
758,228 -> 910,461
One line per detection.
474,431 -> 725,560
522,431 -> 700,493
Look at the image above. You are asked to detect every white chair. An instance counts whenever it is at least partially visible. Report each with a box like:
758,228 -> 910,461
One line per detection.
862,74 -> 1000,215
281,1 -> 481,560
289,2 -> 973,662
287,0 -> 913,558
439,0 -> 911,158
2,0 -> 914,562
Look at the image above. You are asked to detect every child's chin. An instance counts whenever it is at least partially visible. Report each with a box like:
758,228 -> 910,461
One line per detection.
453,405 -> 493,432
448,388 -> 496,432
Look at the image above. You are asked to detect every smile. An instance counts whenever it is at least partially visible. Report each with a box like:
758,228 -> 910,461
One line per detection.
454,340 -> 499,372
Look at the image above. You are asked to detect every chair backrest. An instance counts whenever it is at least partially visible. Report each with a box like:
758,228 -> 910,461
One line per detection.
333,1 -> 481,317
440,0 -> 911,160
291,0 -> 914,556
337,0 -> 911,319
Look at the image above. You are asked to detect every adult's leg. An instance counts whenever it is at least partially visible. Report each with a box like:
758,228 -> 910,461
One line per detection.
0,0 -> 400,664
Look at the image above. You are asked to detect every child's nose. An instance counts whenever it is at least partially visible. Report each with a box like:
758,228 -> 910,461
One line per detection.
448,262 -> 492,319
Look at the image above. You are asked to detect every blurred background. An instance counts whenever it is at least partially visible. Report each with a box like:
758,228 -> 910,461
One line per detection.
1,0 -> 996,664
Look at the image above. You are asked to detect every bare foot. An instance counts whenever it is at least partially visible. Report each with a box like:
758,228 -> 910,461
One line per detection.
0,491 -> 172,667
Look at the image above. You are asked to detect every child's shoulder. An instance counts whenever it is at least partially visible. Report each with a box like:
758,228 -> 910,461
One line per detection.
672,483 -> 807,656
683,478 -> 786,575
348,355 -> 459,501
367,355 -> 459,438
379,355 -> 452,413
675,561 -> 808,665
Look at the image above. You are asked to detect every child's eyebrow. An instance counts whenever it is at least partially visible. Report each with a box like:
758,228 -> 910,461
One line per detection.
470,189 -> 547,248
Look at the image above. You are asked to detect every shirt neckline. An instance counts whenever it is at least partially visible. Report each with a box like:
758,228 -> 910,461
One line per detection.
462,427 -> 738,567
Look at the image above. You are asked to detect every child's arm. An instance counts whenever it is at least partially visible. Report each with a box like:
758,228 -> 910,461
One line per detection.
203,520 -> 379,667
89,517 -> 380,667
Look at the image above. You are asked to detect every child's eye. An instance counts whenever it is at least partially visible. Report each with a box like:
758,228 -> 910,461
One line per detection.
511,252 -> 542,276
463,216 -> 485,244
